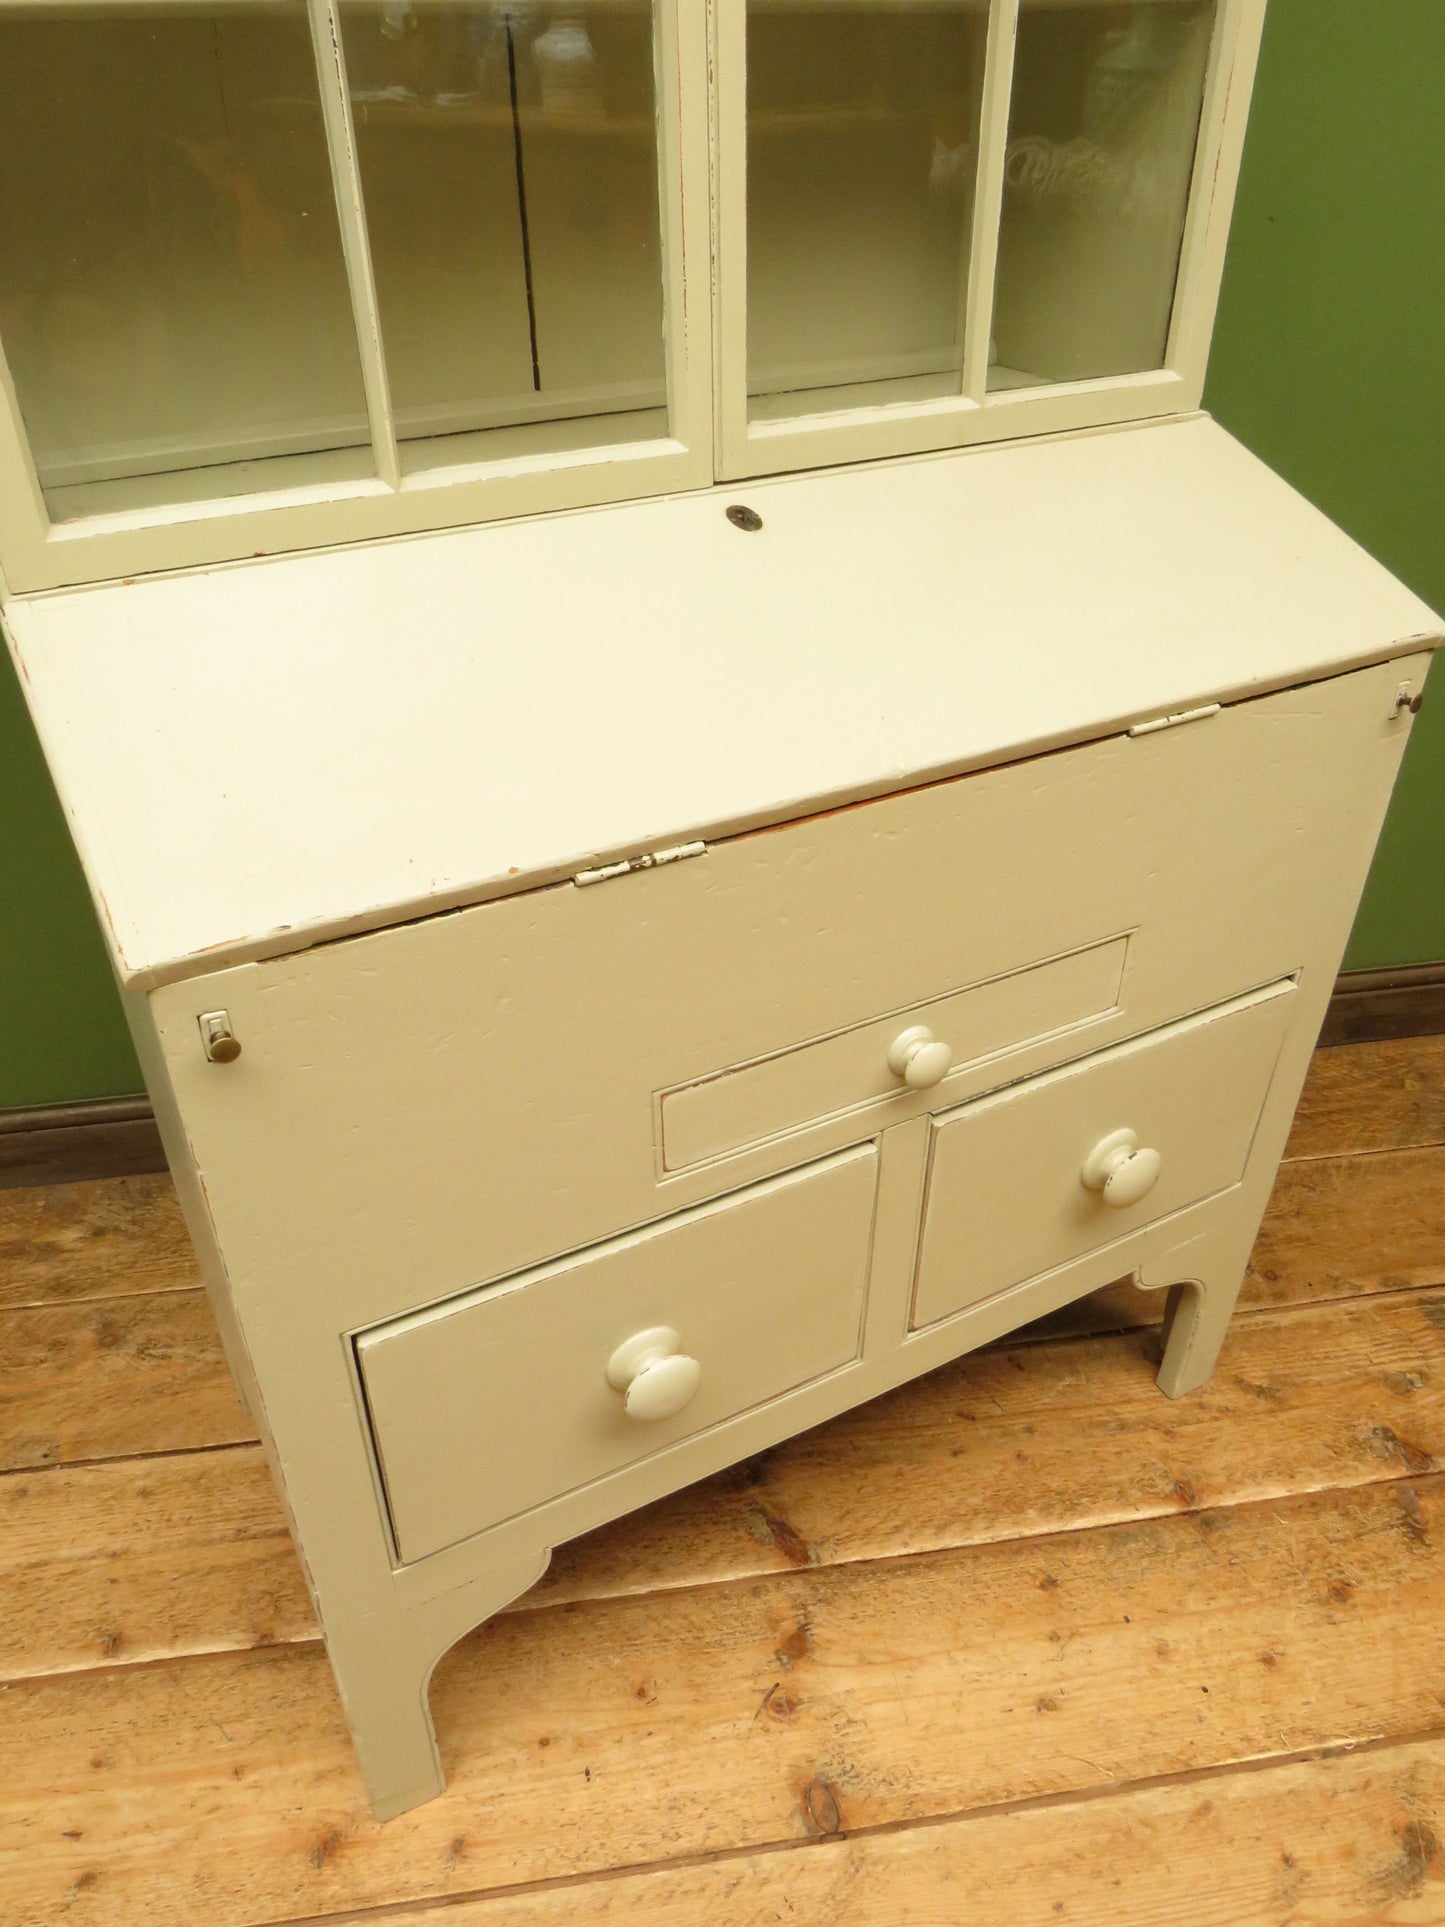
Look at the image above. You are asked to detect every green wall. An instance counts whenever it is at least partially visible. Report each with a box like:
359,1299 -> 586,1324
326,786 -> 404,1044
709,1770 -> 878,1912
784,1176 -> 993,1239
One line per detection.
1,0 -> 1442,1109
0,651 -> 143,1104
1204,0 -> 1445,970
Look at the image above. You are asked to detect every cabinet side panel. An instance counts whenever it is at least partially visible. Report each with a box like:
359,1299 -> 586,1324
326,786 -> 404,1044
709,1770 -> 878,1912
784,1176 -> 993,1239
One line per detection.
118,983 -> 261,1425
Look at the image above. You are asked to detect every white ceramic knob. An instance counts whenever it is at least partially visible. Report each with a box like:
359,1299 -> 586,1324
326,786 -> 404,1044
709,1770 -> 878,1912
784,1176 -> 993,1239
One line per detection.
887,1025 -> 953,1091
605,1327 -> 703,1423
1080,1128 -> 1163,1209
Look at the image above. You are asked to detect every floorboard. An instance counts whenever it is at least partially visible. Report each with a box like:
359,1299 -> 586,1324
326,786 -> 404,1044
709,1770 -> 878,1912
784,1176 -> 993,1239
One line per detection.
0,1173 -> 197,1310
302,1737 -> 1445,1927
3,1477 -> 1442,1926
5,1290 -> 1443,1683
0,1291 -> 250,1472
1284,1033 -> 1445,1159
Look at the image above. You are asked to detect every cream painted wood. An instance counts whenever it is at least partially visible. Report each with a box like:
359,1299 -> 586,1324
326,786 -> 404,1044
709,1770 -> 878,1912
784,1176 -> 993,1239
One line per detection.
310,0 -> 403,490
0,4 -> 376,496
338,9 -> 673,472
0,1 -> 1438,1822
712,0 -> 1266,481
7,420 -> 1438,988
989,1 -> 1217,388
117,837 -> 1385,1828
739,5 -> 989,406
912,979 -> 1296,1328
1161,0 -> 1269,396
861,1113 -> 933,1359
138,663 -> 1416,1338
96,648 -> 1422,1823
104,651 -> 1425,1819
358,1147 -> 878,1563
5,382 -> 1435,1820
0,0 -> 1259,587
959,0 -> 1022,401
0,0 -> 713,591
658,933 -> 1128,1172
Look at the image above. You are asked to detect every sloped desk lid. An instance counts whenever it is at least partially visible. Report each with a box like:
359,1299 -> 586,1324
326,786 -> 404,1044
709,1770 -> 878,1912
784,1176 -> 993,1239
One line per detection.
5,416 -> 1439,991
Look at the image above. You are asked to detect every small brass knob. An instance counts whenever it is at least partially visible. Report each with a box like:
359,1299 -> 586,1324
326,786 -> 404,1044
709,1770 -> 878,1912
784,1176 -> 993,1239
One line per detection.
199,1011 -> 241,1064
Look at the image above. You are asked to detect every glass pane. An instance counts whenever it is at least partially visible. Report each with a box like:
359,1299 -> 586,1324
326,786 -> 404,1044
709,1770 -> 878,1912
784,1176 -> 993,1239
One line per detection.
746,0 -> 989,422
0,2 -> 373,519
989,0 -> 1215,390
341,0 -> 668,471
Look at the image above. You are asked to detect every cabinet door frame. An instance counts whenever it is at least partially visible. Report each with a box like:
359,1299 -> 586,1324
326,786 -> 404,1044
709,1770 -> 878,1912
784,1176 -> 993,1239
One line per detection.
711,0 -> 1267,482
0,0 -> 715,592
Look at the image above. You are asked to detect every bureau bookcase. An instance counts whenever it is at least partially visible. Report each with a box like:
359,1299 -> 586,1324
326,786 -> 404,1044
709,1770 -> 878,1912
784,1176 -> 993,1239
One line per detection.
2,0 -> 1438,1815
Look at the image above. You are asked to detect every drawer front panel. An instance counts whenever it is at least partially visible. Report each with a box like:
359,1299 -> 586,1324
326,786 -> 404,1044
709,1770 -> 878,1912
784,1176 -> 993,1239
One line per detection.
660,934 -> 1128,1171
153,664 -> 1401,1320
912,981 -> 1296,1329
357,1145 -> 877,1564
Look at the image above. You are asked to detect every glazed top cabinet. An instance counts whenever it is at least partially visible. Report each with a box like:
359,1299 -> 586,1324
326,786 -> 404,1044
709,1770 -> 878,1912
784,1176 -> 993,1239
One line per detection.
0,0 -> 1259,588
3,0 -> 1442,1826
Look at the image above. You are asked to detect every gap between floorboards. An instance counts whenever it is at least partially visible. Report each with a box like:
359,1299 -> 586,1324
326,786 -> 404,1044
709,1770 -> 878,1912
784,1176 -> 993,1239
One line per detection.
248,1721 -> 1445,1927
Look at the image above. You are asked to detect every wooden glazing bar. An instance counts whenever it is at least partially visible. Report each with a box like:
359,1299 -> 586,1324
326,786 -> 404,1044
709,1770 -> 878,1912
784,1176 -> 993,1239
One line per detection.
306,0 -> 402,489
960,0 -> 1020,401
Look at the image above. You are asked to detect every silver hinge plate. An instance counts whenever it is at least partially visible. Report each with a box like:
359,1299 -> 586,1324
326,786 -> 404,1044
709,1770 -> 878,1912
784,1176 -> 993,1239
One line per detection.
1128,703 -> 1222,739
574,841 -> 707,888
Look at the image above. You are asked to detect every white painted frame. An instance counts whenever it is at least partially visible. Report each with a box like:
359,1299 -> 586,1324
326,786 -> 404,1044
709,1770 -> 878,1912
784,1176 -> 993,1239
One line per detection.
0,0 -> 714,591
712,0 -> 1268,481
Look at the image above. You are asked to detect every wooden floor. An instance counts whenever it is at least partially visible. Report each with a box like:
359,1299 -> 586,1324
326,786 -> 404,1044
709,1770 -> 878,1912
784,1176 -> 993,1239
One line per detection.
2,1039 -> 1444,1926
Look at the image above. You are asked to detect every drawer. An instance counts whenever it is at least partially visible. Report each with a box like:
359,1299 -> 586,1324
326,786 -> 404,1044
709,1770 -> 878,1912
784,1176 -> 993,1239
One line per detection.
356,1145 -> 878,1564
152,666 -> 1392,1314
660,934 -> 1128,1170
911,980 -> 1297,1329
